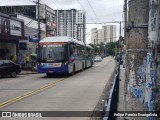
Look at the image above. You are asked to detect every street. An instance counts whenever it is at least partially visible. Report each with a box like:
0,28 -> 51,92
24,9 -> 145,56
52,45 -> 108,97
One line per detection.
0,56 -> 116,120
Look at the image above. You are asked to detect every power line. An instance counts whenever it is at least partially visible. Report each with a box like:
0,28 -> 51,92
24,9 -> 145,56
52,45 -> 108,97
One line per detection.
86,0 -> 100,23
76,0 -> 96,23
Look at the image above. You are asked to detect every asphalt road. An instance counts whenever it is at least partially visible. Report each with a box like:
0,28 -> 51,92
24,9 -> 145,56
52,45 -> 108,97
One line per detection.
0,56 -> 116,120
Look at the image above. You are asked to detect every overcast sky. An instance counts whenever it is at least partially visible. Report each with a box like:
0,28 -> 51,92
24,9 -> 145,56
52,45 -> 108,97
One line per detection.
1,0 -> 124,43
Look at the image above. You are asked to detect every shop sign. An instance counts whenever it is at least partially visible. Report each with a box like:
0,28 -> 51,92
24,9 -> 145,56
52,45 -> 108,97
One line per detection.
10,20 -> 22,36
1,17 -> 10,35
29,35 -> 39,42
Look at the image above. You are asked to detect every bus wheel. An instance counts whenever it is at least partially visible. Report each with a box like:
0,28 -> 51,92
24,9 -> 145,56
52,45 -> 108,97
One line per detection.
91,61 -> 93,67
81,63 -> 84,71
46,73 -> 52,77
72,65 -> 75,75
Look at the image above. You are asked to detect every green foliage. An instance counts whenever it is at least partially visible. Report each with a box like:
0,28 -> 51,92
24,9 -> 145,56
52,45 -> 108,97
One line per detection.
106,41 -> 119,55
88,41 -> 119,55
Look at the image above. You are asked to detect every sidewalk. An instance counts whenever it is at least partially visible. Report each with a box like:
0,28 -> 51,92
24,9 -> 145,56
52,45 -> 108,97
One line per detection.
117,65 -> 125,120
20,70 -> 38,75
117,65 -> 145,120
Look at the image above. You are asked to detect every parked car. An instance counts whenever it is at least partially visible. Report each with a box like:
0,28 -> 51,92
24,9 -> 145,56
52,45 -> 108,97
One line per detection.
0,60 -> 21,78
94,56 -> 102,62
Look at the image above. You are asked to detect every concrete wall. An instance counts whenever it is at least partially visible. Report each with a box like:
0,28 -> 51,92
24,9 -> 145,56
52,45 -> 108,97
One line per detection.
126,0 -> 149,112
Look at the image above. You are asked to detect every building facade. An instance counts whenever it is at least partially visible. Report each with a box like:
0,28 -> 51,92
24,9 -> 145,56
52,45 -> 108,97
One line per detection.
0,5 -> 57,37
97,29 -> 102,44
0,12 -> 26,60
91,28 -> 98,44
91,25 -> 116,45
18,14 -> 46,63
56,9 -> 86,42
0,5 -> 56,63
102,25 -> 117,43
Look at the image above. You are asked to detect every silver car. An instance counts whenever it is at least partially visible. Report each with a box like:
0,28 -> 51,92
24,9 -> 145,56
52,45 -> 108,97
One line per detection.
94,56 -> 102,62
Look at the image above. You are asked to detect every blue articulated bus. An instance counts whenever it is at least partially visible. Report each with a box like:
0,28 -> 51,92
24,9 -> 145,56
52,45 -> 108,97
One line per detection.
37,36 -> 94,76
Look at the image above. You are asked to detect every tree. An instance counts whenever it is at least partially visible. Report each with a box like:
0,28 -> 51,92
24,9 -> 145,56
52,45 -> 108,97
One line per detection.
105,41 -> 119,55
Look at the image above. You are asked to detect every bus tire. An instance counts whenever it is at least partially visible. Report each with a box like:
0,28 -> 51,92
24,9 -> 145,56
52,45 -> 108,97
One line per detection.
81,63 -> 84,71
91,61 -> 93,67
72,65 -> 75,75
46,73 -> 52,77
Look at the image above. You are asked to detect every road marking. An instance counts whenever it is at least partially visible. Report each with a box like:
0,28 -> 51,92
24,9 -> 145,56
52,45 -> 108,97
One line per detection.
0,78 -> 67,108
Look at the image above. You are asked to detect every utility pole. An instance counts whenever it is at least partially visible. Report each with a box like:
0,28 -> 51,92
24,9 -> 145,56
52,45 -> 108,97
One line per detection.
124,0 -> 127,46
34,0 -> 41,41
37,0 -> 41,41
123,0 -> 128,112
119,21 -> 121,61
77,24 -> 79,40
126,0 -> 149,113
147,0 -> 159,114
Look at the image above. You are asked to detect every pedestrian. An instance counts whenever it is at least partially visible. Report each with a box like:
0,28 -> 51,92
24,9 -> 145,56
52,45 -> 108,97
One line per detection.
12,55 -> 17,63
25,55 -> 30,67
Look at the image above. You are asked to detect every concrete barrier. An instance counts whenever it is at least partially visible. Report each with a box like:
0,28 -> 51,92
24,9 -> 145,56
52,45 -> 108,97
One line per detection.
103,64 -> 120,120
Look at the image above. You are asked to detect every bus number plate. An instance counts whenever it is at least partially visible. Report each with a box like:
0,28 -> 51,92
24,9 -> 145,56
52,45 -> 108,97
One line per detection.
48,70 -> 54,73
53,63 -> 61,67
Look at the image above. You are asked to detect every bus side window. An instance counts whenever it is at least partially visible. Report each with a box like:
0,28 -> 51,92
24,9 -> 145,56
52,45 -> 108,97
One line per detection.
74,47 -> 77,56
70,44 -> 76,57
70,46 -> 73,56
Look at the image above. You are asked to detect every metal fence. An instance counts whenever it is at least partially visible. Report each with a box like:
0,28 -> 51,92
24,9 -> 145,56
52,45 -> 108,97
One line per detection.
103,64 -> 120,120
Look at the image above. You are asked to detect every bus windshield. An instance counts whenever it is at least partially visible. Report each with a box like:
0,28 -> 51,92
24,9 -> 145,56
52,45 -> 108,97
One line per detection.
38,43 -> 68,63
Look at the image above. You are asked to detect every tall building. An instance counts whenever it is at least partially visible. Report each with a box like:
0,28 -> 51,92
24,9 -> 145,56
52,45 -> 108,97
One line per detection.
97,29 -> 102,44
91,28 -> 98,44
102,25 -> 117,43
56,9 -> 86,42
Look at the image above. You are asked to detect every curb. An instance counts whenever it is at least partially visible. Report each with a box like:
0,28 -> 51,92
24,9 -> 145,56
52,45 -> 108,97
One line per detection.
20,71 -> 38,75
20,73 -> 38,75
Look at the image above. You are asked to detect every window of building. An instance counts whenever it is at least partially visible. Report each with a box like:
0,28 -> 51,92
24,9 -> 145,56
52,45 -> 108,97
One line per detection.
46,14 -> 50,22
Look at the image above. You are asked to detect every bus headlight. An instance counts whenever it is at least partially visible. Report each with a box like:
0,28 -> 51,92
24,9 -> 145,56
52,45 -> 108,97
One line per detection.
62,61 -> 68,66
38,63 -> 44,67
65,61 -> 69,65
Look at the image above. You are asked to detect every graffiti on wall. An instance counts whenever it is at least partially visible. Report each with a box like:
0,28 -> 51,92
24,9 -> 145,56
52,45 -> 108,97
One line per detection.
150,0 -> 158,31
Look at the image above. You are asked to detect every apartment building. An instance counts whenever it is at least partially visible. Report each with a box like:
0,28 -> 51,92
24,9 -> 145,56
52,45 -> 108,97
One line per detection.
91,25 -> 116,45
102,25 -> 117,43
56,9 -> 86,42
97,29 -> 102,44
91,28 -> 98,44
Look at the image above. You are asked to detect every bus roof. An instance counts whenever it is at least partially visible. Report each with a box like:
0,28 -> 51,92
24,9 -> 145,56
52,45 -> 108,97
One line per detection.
40,36 -> 84,46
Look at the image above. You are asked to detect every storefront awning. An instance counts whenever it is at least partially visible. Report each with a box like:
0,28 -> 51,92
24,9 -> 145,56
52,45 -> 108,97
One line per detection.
0,35 -> 27,41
